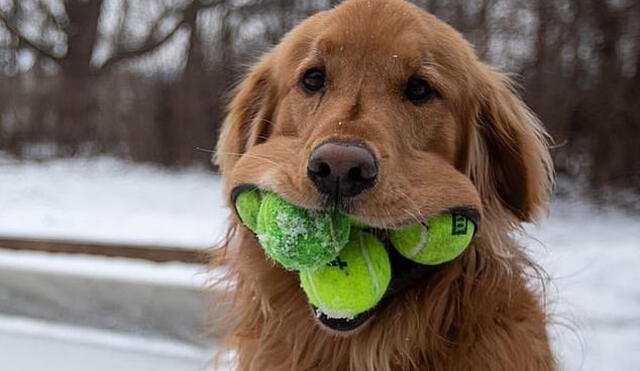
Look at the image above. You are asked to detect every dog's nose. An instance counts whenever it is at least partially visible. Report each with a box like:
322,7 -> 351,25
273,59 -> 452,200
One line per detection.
307,142 -> 377,198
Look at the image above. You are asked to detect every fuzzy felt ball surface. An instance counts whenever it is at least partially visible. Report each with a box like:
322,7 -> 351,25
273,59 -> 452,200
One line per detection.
234,188 -> 261,232
299,229 -> 391,319
256,192 -> 350,271
390,212 -> 475,265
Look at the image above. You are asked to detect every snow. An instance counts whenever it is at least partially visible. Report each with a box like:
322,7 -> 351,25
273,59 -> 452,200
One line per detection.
1,155 -> 639,370
0,155 -> 229,247
524,199 -> 640,370
0,314 -> 216,371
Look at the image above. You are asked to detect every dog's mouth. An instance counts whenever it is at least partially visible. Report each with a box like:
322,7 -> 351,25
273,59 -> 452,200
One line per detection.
229,185 -> 478,333
312,228 -> 439,333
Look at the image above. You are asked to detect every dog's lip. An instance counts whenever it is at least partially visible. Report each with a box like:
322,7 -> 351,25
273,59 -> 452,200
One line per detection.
312,306 -> 377,332
346,206 -> 481,231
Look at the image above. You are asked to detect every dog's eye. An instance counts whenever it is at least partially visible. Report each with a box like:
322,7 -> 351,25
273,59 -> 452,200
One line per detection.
404,77 -> 434,103
301,68 -> 325,93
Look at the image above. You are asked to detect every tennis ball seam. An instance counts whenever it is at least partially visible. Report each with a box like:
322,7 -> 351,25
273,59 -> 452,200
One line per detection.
359,232 -> 380,294
406,223 -> 429,259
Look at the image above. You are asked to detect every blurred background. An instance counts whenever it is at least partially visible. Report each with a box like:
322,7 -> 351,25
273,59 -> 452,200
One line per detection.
0,0 -> 638,370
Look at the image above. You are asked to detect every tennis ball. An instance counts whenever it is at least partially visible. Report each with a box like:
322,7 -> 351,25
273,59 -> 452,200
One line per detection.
299,230 -> 391,319
256,192 -> 351,271
390,212 -> 475,265
234,188 -> 262,232
348,216 -> 368,229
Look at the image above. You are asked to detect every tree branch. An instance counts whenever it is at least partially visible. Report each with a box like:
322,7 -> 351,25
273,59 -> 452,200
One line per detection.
34,0 -> 60,25
101,0 -> 204,70
101,20 -> 184,70
100,0 -> 227,70
0,12 -> 61,60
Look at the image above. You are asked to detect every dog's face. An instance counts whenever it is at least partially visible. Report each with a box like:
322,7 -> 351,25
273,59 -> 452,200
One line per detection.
216,0 -> 551,333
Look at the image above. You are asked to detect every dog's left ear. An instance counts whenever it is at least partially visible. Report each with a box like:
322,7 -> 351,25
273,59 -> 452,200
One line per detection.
467,65 -> 553,222
214,54 -> 277,175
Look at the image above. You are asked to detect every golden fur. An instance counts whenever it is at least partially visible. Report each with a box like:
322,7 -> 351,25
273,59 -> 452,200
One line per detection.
212,0 -> 555,369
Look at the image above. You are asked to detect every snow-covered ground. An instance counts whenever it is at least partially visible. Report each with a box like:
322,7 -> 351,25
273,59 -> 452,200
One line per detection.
0,247 -> 213,288
0,156 -> 228,247
1,155 -> 639,370
0,314 -> 214,371
524,201 -> 640,370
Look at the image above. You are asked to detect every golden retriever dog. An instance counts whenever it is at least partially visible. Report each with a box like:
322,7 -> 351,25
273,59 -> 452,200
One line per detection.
212,0 -> 555,369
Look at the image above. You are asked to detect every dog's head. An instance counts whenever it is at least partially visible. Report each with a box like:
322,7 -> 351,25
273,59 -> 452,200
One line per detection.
215,0 -> 552,333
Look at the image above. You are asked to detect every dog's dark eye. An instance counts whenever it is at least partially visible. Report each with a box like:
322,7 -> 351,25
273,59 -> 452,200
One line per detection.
404,77 -> 434,103
301,68 -> 325,93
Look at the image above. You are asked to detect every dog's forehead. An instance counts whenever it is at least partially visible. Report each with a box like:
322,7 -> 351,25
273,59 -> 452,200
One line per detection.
315,30 -> 424,70
318,3 -> 426,65
300,0 -> 465,74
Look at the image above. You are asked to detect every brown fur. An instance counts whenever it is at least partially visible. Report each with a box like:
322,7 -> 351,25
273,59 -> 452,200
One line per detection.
212,0 -> 555,369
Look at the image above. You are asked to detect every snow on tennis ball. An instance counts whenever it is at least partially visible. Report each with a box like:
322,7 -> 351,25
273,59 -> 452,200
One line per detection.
299,229 -> 391,319
234,189 -> 351,271
390,212 -> 475,265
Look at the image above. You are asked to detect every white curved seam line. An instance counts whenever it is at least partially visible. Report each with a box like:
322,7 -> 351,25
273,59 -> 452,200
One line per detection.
360,234 -> 379,293
408,224 -> 429,259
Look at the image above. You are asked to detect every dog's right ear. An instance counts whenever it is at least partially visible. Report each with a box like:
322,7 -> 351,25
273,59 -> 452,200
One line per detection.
214,55 -> 276,175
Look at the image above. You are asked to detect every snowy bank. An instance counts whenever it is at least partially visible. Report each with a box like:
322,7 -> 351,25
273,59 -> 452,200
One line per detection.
0,155 -> 229,247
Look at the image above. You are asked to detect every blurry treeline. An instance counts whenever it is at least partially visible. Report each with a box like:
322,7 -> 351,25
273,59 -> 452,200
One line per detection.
0,0 -> 639,194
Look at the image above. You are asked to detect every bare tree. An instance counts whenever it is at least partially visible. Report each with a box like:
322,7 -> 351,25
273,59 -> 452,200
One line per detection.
0,0 -> 638,196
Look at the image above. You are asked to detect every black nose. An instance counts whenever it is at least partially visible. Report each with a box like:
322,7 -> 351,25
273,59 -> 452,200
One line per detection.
307,142 -> 378,198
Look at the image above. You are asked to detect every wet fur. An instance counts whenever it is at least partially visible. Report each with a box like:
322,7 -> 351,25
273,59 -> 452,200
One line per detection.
212,0 -> 555,370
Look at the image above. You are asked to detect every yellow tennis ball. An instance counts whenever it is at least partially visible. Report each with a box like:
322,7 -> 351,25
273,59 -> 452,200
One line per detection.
390,212 -> 475,265
234,187 -> 261,232
299,230 -> 391,319
348,216 -> 368,229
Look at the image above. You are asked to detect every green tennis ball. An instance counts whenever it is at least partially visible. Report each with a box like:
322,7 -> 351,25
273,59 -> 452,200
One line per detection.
299,230 -> 391,319
234,188 -> 262,232
256,192 -> 350,271
348,216 -> 368,229
390,212 -> 475,265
